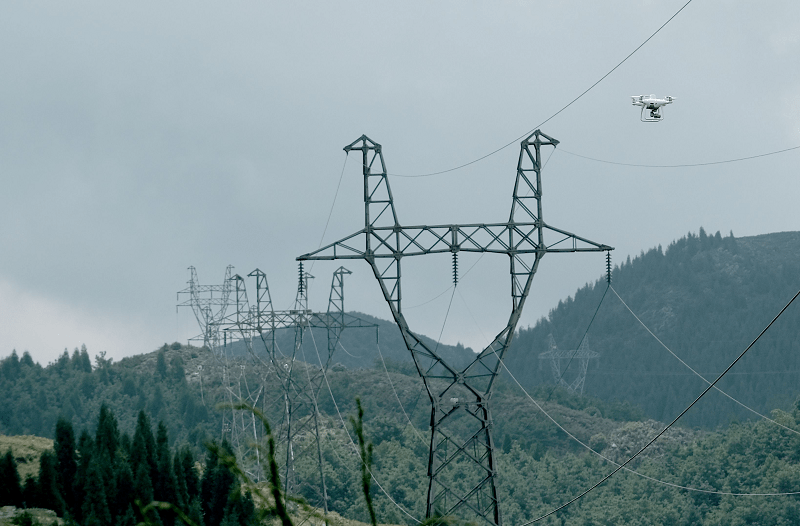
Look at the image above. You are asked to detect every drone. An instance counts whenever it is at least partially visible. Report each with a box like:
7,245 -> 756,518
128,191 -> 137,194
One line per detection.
631,94 -> 675,122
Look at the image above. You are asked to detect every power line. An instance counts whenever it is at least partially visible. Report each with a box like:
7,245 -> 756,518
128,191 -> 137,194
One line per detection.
519,285 -> 800,524
310,153 -> 350,272
374,339 -> 429,446
559,144 -> 800,168
611,285 -> 800,438
458,280 -> 800,498
390,0 -> 694,178
544,284 -> 608,401
305,328 -> 423,524
495,352 -> 800,500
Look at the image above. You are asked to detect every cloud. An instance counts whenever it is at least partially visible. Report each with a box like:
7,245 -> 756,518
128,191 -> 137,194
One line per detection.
0,279 -> 152,365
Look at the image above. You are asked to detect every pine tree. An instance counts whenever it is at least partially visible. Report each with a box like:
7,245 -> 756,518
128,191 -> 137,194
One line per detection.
200,442 -> 236,526
154,421 -> 178,526
94,404 -> 119,460
131,411 -> 157,484
74,429 -> 95,523
36,450 -> 66,515
112,457 -> 135,525
175,447 -> 200,506
54,417 -> 78,516
81,458 -> 111,526
21,476 -> 37,509
0,448 -> 22,506
221,484 -> 256,526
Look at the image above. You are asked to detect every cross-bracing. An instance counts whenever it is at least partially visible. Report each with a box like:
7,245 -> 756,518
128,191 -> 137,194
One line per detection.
219,264 -> 377,515
298,130 -> 612,526
539,334 -> 600,394
177,266 -> 245,445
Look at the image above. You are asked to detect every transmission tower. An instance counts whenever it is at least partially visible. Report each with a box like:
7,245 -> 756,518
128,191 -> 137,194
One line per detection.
177,265 -> 251,454
539,334 -> 599,394
298,130 -> 612,526
220,265 -> 376,513
176,265 -> 235,354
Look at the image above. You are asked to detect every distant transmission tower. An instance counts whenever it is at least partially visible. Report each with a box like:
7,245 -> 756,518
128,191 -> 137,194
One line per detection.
176,265 -> 235,354
221,265 -> 376,514
298,131 -> 612,526
539,334 -> 599,394
177,265 -> 246,452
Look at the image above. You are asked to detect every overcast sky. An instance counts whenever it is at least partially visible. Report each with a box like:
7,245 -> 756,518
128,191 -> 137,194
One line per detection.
1,0 -> 799,365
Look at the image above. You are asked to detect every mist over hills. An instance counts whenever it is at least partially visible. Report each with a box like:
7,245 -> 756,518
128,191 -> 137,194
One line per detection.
505,229 -> 800,428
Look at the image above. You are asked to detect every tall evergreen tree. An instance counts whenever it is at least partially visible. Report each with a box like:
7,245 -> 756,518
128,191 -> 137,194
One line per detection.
0,449 -> 22,506
200,441 -> 235,526
130,411 -> 157,484
82,457 -> 112,526
74,429 -> 95,524
54,417 -> 78,516
94,404 -> 119,460
156,350 -> 168,379
21,476 -> 37,508
154,421 -> 178,526
36,450 -> 66,516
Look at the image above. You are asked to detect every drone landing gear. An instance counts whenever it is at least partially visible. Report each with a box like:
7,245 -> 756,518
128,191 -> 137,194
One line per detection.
640,107 -> 663,122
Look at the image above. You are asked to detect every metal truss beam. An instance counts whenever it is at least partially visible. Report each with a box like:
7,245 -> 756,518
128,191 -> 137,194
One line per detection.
298,130 -> 613,526
218,265 -> 377,515
539,335 -> 600,394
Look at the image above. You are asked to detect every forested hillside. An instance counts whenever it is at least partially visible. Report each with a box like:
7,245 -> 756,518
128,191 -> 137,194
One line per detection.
5,364 -> 800,526
506,229 -> 800,428
223,312 -> 475,371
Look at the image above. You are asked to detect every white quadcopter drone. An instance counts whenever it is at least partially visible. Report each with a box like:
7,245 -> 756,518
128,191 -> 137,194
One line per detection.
631,94 -> 675,122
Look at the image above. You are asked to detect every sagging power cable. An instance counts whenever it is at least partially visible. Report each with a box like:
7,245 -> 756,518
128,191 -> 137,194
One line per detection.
611,285 -> 800,438
305,327 -> 423,524
559,144 -> 800,168
496,352 -> 800,499
458,270 -> 800,498
390,0 -> 694,178
545,284 -> 609,402
519,285 -> 800,524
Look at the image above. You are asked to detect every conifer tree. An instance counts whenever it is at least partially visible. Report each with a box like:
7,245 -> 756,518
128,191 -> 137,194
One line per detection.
133,462 -> 154,511
200,441 -> 235,526
82,457 -> 111,526
221,484 -> 256,526
36,450 -> 66,516
94,404 -> 119,460
0,448 -> 22,506
112,458 -> 135,525
74,429 -> 95,523
22,476 -> 37,508
156,350 -> 168,379
154,421 -> 178,526
54,417 -> 78,516
131,411 -> 157,484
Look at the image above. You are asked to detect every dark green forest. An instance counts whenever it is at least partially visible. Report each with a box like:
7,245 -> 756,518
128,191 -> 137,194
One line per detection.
4,229 -> 800,525
506,229 -> 800,428
4,373 -> 800,526
0,405 -> 255,526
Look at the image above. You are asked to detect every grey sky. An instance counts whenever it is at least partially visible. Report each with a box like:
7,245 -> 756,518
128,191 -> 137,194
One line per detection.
2,1 -> 799,364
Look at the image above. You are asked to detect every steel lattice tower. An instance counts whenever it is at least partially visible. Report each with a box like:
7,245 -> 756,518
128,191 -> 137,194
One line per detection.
177,265 -> 235,354
221,265 -> 376,514
298,130 -> 613,526
177,266 -> 245,445
538,334 -> 599,394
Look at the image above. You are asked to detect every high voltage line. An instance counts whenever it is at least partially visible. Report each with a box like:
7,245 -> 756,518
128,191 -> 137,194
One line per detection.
388,0 -> 695,178
519,285 -> 800,524
559,144 -> 800,168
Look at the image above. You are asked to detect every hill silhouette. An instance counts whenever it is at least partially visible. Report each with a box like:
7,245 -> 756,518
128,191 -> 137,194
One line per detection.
505,229 -> 800,428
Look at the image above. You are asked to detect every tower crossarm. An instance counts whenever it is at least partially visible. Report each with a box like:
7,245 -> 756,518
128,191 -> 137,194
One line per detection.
297,131 -> 612,526
299,222 -> 610,261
